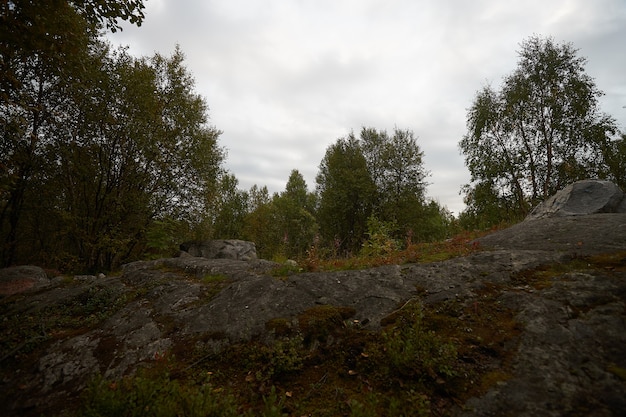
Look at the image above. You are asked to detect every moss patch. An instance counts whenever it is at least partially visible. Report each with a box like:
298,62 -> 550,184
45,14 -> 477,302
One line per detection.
607,364 -> 626,382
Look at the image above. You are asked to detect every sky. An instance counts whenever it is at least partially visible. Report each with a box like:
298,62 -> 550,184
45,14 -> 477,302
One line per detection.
108,0 -> 626,214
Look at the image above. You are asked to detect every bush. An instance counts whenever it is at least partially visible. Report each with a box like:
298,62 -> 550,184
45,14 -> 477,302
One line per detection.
373,300 -> 458,381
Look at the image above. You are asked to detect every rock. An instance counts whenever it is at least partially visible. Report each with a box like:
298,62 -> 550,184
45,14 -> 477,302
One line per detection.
526,179 -> 626,220
0,265 -> 49,296
2,216 -> 626,416
477,213 -> 626,255
180,239 -> 257,261
73,275 -> 96,282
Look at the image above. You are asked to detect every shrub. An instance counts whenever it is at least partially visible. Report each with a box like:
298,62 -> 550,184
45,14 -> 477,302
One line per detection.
373,300 -> 458,382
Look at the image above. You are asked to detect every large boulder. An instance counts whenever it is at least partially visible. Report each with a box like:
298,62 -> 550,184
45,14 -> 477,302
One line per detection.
526,179 -> 626,220
180,239 -> 257,261
0,265 -> 50,296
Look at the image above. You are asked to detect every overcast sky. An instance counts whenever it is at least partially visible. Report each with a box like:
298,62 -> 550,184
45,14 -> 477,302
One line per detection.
108,0 -> 626,214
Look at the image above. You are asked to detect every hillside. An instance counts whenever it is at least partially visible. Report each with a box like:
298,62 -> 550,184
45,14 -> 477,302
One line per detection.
1,212 -> 625,416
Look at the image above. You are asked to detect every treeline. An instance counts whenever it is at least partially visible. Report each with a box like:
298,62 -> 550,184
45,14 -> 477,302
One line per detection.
1,1 -> 453,272
210,128 -> 455,261
2,2 -> 623,272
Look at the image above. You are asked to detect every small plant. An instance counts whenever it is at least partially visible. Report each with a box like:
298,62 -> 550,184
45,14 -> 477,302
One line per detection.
270,263 -> 302,278
373,300 -> 459,381
79,372 -> 244,417
222,336 -> 306,384
260,336 -> 305,381
297,305 -> 356,344
360,215 -> 399,259
202,273 -> 228,283
348,390 -> 431,417
302,234 -> 327,272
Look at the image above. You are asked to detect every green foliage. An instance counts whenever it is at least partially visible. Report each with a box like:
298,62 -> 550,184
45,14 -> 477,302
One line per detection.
459,35 -> 618,228
361,127 -> 429,236
316,127 -> 447,256
1,32 -> 225,271
316,134 -> 377,254
241,172 -> 317,261
200,273 -> 228,286
375,301 -> 458,381
241,185 -> 281,259
360,215 -> 399,258
145,217 -> 187,258
80,372 -> 243,417
210,173 -> 249,239
458,182 -> 526,230
349,390 -> 431,417
257,337 -> 305,381
270,262 -> 302,278
70,0 -> 146,32
273,170 -> 318,259
0,0 -> 147,267
598,132 -> 626,190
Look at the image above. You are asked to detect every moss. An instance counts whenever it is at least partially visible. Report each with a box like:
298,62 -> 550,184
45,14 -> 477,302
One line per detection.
201,273 -> 228,283
265,317 -> 293,337
607,364 -> 626,382
297,305 -> 356,344
270,263 -> 302,278
478,370 -> 513,391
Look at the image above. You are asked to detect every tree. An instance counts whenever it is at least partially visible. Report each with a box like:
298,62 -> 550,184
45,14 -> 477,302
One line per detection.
459,36 -> 618,227
0,11 -> 94,265
360,127 -> 429,239
273,170 -> 318,258
242,185 -> 280,259
48,45 -> 224,270
242,172 -> 318,261
1,0 -> 145,102
316,134 -> 377,254
0,38 -> 225,270
597,132 -> 626,190
211,174 -> 248,240
0,0 -> 146,266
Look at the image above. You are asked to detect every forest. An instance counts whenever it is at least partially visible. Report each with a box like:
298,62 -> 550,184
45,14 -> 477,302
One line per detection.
1,1 -> 624,273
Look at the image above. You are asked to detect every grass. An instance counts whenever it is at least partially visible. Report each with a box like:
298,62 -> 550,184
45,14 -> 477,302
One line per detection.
286,229 -> 490,275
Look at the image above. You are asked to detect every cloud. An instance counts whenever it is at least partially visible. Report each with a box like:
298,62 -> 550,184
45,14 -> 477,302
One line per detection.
108,0 -> 626,214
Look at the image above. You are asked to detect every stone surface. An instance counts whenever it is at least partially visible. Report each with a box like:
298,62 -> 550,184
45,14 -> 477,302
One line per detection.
2,215 -> 626,416
477,213 -> 626,255
0,265 -> 49,296
180,239 -> 257,261
526,179 -> 626,220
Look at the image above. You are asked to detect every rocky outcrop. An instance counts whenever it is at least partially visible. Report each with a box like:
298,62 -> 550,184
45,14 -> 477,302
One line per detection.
2,214 -> 626,416
0,265 -> 50,296
180,239 -> 257,261
3,180 -> 626,415
477,213 -> 626,254
526,179 -> 626,220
